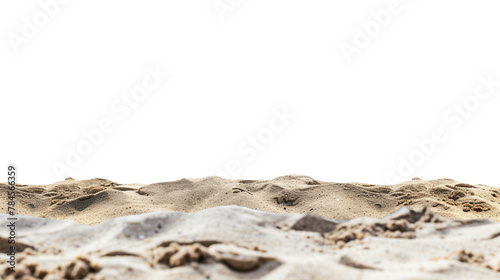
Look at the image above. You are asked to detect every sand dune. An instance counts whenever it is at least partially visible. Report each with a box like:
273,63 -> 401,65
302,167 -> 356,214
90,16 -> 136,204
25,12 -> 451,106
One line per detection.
1,175 -> 499,224
1,176 -> 499,279
1,206 -> 499,279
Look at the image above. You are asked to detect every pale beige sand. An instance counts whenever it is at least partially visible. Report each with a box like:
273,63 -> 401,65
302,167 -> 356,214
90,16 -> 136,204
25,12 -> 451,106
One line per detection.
1,175 -> 499,224
0,206 -> 499,279
0,176 -> 499,279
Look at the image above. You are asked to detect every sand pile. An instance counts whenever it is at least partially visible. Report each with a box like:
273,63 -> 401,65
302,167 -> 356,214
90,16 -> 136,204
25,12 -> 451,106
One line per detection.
1,176 -> 499,224
1,176 -> 499,279
0,206 -> 499,279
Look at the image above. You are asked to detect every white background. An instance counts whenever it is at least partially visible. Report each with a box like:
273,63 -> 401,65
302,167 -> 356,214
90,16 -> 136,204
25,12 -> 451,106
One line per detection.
1,0 -> 499,186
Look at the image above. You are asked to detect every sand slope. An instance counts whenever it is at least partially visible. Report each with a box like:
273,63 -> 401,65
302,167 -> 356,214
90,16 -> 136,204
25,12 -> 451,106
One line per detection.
1,176 -> 499,279
1,206 -> 499,279
1,176 -> 499,224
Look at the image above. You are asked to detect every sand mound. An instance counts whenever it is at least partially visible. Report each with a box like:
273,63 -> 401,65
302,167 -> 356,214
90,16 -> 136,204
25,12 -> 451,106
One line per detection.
1,176 -> 499,224
1,206 -> 499,279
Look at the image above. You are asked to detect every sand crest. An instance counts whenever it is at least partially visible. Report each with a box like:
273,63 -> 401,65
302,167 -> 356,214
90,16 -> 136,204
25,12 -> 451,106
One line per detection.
1,176 -> 499,224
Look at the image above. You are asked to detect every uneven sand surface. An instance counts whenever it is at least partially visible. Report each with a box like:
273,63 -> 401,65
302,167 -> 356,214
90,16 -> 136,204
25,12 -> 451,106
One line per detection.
1,176 -> 499,224
1,176 -> 499,279
1,206 -> 499,279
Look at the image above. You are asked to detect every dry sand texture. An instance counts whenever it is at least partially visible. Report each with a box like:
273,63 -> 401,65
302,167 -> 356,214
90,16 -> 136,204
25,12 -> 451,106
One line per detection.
0,206 -> 499,279
1,175 -> 499,224
0,175 -> 499,279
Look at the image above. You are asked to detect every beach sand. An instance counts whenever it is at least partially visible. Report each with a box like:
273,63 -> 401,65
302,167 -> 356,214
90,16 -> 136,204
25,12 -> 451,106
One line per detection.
0,176 -> 499,279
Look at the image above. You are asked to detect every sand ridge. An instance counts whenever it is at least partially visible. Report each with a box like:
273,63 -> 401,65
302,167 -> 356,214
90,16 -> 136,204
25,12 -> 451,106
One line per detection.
1,206 -> 499,279
1,176 -> 499,279
1,175 -> 499,224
